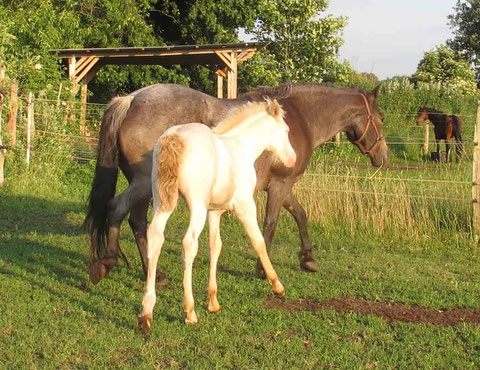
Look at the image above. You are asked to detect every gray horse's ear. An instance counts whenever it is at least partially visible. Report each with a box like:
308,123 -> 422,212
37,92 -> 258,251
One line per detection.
268,99 -> 282,119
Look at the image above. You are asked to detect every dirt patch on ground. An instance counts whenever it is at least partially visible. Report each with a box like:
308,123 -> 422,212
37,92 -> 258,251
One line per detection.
264,296 -> 480,326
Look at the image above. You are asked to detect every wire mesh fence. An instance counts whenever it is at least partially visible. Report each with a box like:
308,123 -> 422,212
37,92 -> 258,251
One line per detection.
2,95 -> 477,238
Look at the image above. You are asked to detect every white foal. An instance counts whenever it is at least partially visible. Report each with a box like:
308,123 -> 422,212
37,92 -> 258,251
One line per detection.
138,99 -> 296,331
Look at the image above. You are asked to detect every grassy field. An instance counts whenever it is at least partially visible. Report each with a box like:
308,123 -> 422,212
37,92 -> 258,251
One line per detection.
1,153 -> 480,368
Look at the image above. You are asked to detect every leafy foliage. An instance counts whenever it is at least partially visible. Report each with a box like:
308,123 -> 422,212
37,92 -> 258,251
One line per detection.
413,45 -> 478,96
252,0 -> 348,83
448,0 -> 480,83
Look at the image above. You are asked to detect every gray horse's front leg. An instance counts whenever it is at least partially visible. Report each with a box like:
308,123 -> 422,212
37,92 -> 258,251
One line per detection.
283,192 -> 317,272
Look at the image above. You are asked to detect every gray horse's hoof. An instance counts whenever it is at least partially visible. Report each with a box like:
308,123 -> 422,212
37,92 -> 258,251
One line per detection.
300,260 -> 318,272
89,262 -> 107,284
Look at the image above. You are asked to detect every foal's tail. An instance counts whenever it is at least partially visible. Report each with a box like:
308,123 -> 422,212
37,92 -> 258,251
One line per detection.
155,133 -> 185,212
83,95 -> 134,262
451,115 -> 464,155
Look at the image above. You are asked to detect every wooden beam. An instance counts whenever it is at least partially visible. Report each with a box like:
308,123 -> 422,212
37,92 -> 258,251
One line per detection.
74,57 -> 99,85
215,51 -> 233,70
74,57 -> 89,72
75,56 -> 97,78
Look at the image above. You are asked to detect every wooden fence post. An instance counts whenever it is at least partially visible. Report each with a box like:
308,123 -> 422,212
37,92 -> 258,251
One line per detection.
472,101 -> 480,245
80,84 -> 87,135
7,82 -> 18,146
335,133 -> 341,146
0,67 -> 5,186
26,92 -> 33,166
423,122 -> 430,155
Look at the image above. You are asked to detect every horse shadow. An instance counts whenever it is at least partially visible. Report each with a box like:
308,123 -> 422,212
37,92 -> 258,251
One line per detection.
0,194 -> 141,329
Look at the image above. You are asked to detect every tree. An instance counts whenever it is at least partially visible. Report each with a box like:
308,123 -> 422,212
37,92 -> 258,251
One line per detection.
413,45 -> 478,95
448,0 -> 480,83
251,0 -> 348,83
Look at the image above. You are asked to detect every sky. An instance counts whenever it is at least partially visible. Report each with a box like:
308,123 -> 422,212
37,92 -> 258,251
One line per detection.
325,0 -> 457,79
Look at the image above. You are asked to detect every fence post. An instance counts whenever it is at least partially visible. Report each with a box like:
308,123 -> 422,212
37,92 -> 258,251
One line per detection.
423,122 -> 430,155
472,101 -> 480,245
7,82 -> 18,146
80,84 -> 87,135
0,67 -> 5,186
26,92 -> 33,166
335,132 -> 341,146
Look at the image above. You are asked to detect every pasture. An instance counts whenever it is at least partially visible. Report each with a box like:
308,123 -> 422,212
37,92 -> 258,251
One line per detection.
2,143 -> 480,368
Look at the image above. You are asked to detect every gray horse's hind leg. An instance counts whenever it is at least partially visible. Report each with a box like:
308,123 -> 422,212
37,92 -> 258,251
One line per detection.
128,197 -> 150,279
282,192 -> 317,272
89,180 -> 150,283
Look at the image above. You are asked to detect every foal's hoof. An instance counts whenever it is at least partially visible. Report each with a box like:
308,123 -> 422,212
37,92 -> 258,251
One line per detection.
273,282 -> 286,297
138,313 -> 152,334
184,311 -> 198,324
208,302 -> 221,313
89,262 -> 107,284
300,259 -> 318,272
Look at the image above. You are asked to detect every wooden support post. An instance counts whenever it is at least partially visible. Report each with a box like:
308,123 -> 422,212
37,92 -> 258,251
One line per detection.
217,73 -> 223,99
423,122 -> 430,155
0,67 -> 5,186
472,101 -> 480,245
226,52 -> 237,99
26,92 -> 33,166
80,84 -> 87,135
7,83 -> 18,146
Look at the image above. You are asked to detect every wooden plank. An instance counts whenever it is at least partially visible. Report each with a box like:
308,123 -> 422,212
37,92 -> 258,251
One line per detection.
0,67 -> 5,186
473,101 -> 480,245
26,92 -> 33,165
56,83 -> 62,107
7,83 -> 18,146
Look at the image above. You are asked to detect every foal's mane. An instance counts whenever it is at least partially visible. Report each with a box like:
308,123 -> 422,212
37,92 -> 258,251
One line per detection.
213,101 -> 279,135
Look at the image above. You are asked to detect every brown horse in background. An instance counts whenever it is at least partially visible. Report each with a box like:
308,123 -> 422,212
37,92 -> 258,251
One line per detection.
416,107 -> 464,160
84,83 -> 390,284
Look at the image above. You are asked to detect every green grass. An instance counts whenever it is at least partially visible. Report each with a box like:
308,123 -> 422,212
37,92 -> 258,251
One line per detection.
1,158 -> 480,369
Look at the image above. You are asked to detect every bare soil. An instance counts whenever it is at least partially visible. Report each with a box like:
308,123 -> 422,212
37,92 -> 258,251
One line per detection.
264,296 -> 480,326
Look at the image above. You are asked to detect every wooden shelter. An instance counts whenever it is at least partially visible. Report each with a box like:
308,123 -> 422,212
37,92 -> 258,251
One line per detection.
50,42 -> 267,101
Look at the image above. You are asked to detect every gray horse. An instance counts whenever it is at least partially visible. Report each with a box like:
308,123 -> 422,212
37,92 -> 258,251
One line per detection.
84,83 -> 389,283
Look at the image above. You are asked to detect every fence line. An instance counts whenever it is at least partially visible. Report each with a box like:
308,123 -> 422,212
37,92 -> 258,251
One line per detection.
294,186 -> 469,203
302,173 -> 471,185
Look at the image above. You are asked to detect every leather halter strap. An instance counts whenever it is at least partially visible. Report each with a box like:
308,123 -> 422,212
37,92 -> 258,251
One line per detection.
353,93 -> 385,155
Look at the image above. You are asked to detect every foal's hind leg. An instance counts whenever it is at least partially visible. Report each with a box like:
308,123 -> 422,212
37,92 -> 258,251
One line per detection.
182,203 -> 208,324
207,210 -> 224,313
138,210 -> 172,333
236,199 -> 285,296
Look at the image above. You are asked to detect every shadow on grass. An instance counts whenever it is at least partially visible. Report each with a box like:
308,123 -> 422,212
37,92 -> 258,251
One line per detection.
0,194 -> 85,235
0,194 -> 141,329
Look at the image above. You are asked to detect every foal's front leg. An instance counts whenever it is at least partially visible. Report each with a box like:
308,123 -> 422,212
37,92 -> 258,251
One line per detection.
207,210 -> 225,313
235,199 -> 285,296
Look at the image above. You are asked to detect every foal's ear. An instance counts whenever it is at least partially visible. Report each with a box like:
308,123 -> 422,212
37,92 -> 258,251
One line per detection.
267,99 -> 282,119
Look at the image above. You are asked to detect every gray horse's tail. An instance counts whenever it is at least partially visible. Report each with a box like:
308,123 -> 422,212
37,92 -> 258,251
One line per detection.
83,95 -> 134,262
